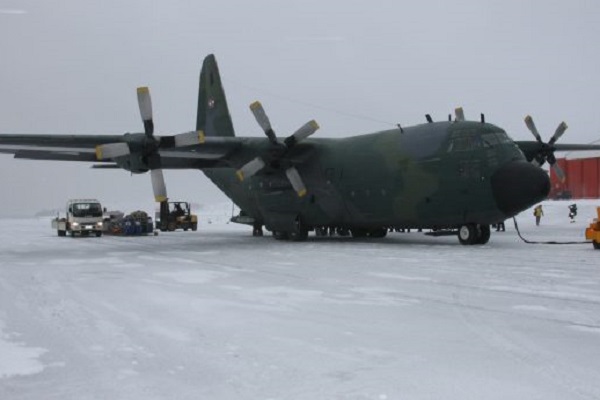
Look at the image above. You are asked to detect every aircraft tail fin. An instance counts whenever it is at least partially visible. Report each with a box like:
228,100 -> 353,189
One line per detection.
196,54 -> 235,137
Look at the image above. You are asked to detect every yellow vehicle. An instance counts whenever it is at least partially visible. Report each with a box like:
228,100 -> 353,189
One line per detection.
584,207 -> 600,250
155,201 -> 198,232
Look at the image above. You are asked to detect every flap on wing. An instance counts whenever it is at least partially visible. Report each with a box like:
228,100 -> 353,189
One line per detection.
13,150 -> 98,162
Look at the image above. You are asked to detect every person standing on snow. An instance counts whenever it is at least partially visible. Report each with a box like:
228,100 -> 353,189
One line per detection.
533,204 -> 544,226
568,203 -> 578,223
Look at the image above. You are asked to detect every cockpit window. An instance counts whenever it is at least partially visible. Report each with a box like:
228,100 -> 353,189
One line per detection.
447,129 -> 512,152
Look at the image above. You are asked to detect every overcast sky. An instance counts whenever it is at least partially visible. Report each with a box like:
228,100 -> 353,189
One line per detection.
1,0 -> 599,216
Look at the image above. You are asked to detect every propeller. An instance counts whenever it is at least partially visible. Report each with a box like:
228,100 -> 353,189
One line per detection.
236,101 -> 319,197
136,87 -> 168,202
95,87 -> 206,202
523,115 -> 568,182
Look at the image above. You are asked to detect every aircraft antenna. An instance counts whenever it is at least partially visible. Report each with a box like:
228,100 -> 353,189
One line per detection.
481,113 -> 485,123
396,123 -> 404,133
425,114 -> 433,123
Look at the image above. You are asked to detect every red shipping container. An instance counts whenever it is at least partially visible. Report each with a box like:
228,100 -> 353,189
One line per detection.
567,159 -> 584,198
550,157 -> 600,199
582,158 -> 599,198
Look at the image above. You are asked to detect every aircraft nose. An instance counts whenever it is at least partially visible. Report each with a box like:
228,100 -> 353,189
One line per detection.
491,161 -> 550,216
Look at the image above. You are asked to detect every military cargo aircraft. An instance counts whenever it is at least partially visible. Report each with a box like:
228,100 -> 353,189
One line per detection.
1,54 -> 600,244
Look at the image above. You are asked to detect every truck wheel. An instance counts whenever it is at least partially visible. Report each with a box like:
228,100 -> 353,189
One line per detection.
58,230 -> 66,237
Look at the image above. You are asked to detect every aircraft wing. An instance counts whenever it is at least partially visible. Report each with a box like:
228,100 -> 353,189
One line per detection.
515,141 -> 600,163
0,133 -> 245,170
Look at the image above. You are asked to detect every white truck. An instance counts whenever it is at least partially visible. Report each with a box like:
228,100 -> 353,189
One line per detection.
52,199 -> 104,237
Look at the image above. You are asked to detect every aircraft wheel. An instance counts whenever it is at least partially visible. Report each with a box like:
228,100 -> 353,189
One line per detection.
368,228 -> 388,238
351,228 -> 368,238
289,229 -> 308,242
458,224 -> 477,245
315,227 -> 328,237
336,228 -> 350,237
475,224 -> 490,244
273,231 -> 289,241
252,225 -> 264,237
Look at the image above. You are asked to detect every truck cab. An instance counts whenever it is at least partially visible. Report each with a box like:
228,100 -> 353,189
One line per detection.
52,199 -> 104,237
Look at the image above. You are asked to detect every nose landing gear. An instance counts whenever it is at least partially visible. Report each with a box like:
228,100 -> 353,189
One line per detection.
458,224 -> 490,245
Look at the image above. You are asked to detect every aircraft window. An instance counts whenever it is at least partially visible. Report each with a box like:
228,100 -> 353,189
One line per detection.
448,136 -> 480,152
495,131 -> 512,144
480,133 -> 499,147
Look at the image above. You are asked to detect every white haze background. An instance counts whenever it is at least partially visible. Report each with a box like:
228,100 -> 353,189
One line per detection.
1,0 -> 600,216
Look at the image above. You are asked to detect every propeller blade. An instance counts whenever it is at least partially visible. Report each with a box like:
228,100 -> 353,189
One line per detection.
249,101 -> 277,144
524,115 -> 542,143
173,130 -> 206,147
285,166 -> 307,197
551,161 -> 566,182
284,120 -> 320,148
455,107 -> 465,121
548,121 -> 568,146
236,157 -> 266,181
95,143 -> 130,160
137,86 -> 154,137
151,169 -> 168,202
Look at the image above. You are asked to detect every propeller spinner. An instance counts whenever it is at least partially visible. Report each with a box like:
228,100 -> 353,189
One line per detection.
236,101 -> 319,197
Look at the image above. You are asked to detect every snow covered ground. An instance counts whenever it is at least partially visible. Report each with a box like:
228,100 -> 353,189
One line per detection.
1,200 -> 599,400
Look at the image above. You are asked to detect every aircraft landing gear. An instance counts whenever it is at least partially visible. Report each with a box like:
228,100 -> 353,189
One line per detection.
252,223 -> 263,237
458,223 -> 490,245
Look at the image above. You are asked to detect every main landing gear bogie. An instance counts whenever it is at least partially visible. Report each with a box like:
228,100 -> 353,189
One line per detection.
458,223 -> 490,245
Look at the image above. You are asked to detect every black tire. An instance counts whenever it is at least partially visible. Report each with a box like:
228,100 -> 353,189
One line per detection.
368,228 -> 388,238
351,228 -> 368,238
593,240 -> 600,250
336,228 -> 350,237
57,230 -> 66,237
458,224 -> 477,245
273,231 -> 289,241
289,229 -> 308,242
315,227 -> 328,237
252,225 -> 264,237
475,224 -> 491,245
167,222 -> 176,232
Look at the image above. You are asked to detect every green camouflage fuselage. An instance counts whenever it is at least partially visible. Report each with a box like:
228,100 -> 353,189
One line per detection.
205,120 -> 527,231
